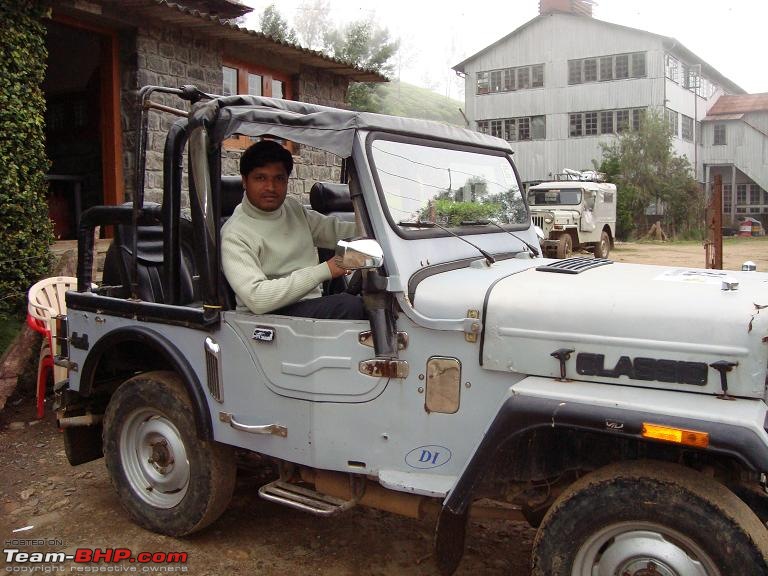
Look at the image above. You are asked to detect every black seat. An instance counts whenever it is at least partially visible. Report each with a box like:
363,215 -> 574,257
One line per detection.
218,176 -> 245,310
102,206 -> 198,305
310,182 -> 355,296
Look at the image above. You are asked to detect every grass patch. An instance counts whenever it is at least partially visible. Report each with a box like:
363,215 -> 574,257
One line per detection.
0,315 -> 22,358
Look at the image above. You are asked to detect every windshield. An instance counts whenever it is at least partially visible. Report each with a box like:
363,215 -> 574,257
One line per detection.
369,138 -> 527,231
528,188 -> 582,206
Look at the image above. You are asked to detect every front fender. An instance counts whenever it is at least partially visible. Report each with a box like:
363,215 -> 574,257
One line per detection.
444,376 -> 768,515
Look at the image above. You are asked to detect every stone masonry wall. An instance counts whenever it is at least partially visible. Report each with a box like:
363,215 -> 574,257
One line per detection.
122,24 -> 222,205
220,67 -> 350,204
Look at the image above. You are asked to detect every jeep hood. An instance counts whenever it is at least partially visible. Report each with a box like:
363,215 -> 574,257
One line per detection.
414,261 -> 768,398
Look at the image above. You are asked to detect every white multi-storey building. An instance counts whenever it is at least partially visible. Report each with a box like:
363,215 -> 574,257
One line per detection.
453,0 -> 768,223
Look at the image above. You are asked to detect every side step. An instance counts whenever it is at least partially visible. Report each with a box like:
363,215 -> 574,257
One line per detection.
258,479 -> 357,516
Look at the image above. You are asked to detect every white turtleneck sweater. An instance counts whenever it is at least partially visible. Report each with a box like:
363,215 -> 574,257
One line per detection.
221,194 -> 357,314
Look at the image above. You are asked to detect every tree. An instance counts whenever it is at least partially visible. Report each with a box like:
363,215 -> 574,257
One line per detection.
597,111 -> 701,240
323,18 -> 399,111
294,0 -> 330,51
0,0 -> 53,317
259,4 -> 297,44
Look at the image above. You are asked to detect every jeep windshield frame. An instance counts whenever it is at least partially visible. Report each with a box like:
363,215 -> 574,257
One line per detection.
528,188 -> 582,206
365,132 -> 528,239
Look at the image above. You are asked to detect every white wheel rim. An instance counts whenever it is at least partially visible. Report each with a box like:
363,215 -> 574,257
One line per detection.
572,521 -> 720,576
119,408 -> 190,508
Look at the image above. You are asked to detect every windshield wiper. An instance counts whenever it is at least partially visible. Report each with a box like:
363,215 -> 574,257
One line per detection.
460,220 -> 541,257
399,220 -> 496,266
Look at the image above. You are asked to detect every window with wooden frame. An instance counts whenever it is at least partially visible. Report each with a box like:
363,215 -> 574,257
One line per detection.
221,59 -> 294,150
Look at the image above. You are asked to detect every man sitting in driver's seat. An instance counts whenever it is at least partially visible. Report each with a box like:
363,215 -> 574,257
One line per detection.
221,140 -> 365,319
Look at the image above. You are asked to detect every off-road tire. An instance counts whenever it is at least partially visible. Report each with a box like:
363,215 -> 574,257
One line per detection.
532,460 -> 768,576
103,371 -> 236,536
555,234 -> 572,259
594,230 -> 610,258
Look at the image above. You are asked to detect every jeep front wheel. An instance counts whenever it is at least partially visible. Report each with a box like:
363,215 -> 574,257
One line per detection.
556,234 -> 572,258
103,371 -> 236,536
532,460 -> 768,576
594,230 -> 610,258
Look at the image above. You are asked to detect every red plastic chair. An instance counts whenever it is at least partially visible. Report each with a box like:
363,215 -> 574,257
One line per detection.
27,276 -> 77,418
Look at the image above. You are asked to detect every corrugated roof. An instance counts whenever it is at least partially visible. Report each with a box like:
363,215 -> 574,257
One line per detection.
707,94 -> 768,116
452,11 -> 744,94
123,1 -> 387,83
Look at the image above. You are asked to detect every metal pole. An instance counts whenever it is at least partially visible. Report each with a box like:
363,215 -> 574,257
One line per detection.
706,173 -> 723,269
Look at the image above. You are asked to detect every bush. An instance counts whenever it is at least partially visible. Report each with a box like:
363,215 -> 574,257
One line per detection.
0,1 -> 53,317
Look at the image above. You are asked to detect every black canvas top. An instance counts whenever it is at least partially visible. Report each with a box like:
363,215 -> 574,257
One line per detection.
189,95 -> 513,157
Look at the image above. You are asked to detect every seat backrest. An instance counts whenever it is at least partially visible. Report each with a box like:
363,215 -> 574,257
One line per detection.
309,182 -> 355,296
221,175 -> 244,221
310,182 -> 353,215
102,219 -> 198,305
28,276 -> 77,322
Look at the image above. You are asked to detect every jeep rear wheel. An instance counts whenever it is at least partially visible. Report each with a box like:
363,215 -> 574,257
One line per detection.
594,230 -> 610,258
532,461 -> 768,576
103,371 -> 236,536
556,234 -> 572,259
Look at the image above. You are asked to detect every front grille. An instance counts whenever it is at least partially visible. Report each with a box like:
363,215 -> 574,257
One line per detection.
531,215 -> 545,228
204,337 -> 223,403
536,257 -> 613,274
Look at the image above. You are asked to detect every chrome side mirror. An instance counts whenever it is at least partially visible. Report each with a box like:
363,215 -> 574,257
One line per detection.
335,239 -> 384,270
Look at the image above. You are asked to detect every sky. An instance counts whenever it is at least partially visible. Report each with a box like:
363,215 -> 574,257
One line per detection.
240,0 -> 768,99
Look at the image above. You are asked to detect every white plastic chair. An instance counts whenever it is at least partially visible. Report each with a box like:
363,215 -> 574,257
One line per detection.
27,276 -> 77,418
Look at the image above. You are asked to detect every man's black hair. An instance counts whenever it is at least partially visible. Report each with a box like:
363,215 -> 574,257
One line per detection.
240,140 -> 294,176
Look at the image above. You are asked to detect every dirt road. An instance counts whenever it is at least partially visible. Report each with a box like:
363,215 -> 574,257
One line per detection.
2,238 -> 766,575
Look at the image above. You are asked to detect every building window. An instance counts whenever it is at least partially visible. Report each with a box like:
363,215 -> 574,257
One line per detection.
583,58 -> 597,82
569,52 -> 645,85
247,73 -> 263,96
632,108 -> 644,131
504,68 -> 515,91
615,54 -> 629,79
476,64 -> 544,94
584,112 -> 598,135
631,52 -> 646,77
532,64 -> 544,88
517,67 -> 530,90
665,54 -> 679,82
569,113 -> 583,137
518,117 -> 531,140
736,184 -> 747,205
568,60 -> 582,85
222,60 -> 293,149
479,115 -> 546,141
616,109 -> 630,132
750,184 -> 762,205
723,184 -> 732,212
664,108 -> 678,137
714,123 -> 726,145
505,119 -> 517,141
681,115 -> 693,141
476,71 -> 489,94
570,108 -> 646,138
490,119 -> 503,138
222,66 -> 238,96
599,111 -> 613,134
599,56 -> 613,81
490,70 -> 502,92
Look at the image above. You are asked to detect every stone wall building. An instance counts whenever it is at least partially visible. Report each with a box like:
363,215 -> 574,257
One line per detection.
43,0 -> 384,236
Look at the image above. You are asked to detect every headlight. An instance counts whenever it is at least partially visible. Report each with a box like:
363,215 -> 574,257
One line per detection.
544,217 -> 553,224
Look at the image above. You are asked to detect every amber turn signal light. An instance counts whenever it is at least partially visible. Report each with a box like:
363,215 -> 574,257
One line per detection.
641,423 -> 710,448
